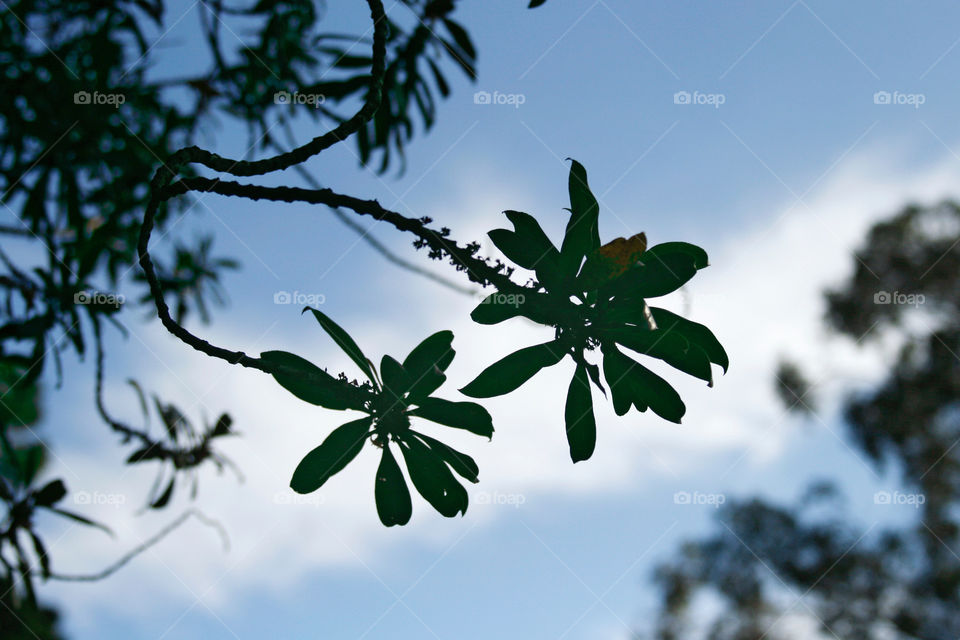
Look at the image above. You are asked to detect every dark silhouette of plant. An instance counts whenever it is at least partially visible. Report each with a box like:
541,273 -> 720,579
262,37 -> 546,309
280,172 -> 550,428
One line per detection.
0,0 -> 497,624
1,0 -> 725,631
265,308 -> 491,525
462,160 -> 727,461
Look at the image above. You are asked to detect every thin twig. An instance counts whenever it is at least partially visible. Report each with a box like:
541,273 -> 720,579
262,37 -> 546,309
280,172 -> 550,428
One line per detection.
49,509 -> 229,583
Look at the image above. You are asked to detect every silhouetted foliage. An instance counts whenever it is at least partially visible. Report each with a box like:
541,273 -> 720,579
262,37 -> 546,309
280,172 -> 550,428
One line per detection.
0,0 -> 503,619
644,200 -> 960,639
463,161 -> 726,461
2,0 -> 725,632
774,359 -> 815,414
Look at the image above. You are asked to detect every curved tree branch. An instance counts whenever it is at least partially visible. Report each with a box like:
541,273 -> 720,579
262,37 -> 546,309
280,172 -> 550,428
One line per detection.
135,0 -> 522,382
49,509 -> 229,583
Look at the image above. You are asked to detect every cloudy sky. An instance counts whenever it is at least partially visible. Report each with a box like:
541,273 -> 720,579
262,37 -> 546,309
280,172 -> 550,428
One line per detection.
25,0 -> 960,637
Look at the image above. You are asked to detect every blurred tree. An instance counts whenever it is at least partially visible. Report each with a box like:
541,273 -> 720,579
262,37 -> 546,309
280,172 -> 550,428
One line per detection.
642,200 -> 960,639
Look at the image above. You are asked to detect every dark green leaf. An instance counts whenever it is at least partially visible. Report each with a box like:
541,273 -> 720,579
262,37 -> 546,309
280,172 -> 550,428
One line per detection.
261,350 -> 363,410
650,307 -> 729,372
584,360 -> 606,395
644,242 -> 709,270
612,253 -> 698,298
439,37 -> 477,80
461,339 -> 567,398
443,19 -> 476,60
409,431 -> 479,483
47,507 -> 114,537
17,445 -> 44,487
607,328 -> 713,384
33,479 -> 67,507
409,397 -> 494,439
290,417 -> 373,493
151,477 -> 175,509
0,361 -> 39,427
470,290 -> 554,326
565,363 -> 597,463
126,379 -> 149,423
560,159 -> 601,278
29,531 -> 51,579
126,445 -> 164,464
602,342 -> 641,417
375,444 -> 412,527
503,210 -> 564,286
153,396 -> 186,440
402,330 -> 455,401
212,414 -> 233,437
426,59 -> 450,98
303,307 -> 378,385
398,436 -> 468,517
380,355 -> 411,398
602,345 -> 686,423
489,210 -> 563,288
601,295 -> 657,329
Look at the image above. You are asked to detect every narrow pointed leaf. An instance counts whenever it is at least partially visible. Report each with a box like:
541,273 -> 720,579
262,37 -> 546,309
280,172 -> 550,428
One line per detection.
409,397 -> 494,438
409,431 -> 480,483
649,307 -> 729,372
29,531 -> 51,579
47,507 -> 114,537
470,290 -> 555,326
261,350 -> 363,410
460,339 -> 567,398
560,159 -> 601,278
602,345 -> 685,423
399,436 -> 468,517
608,328 -> 713,384
151,477 -> 175,509
303,307 -> 377,384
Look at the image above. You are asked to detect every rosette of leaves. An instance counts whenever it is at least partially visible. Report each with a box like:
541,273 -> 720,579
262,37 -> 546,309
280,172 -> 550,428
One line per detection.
263,308 -> 493,526
461,159 -> 728,463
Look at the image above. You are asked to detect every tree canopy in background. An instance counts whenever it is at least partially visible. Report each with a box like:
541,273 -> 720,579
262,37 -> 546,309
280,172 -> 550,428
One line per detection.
644,201 -> 960,639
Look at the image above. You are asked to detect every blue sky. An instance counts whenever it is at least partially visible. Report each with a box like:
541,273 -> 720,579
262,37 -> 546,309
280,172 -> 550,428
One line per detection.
22,1 -> 960,638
